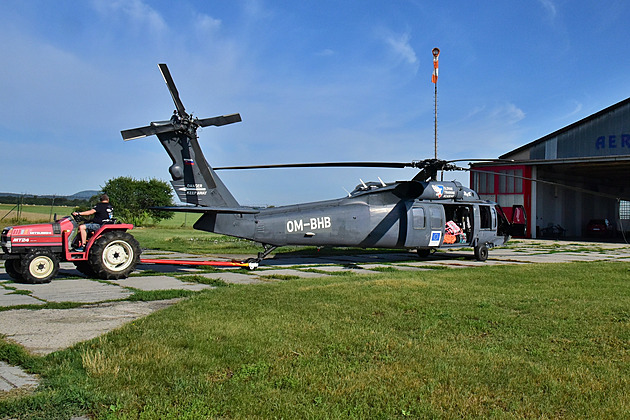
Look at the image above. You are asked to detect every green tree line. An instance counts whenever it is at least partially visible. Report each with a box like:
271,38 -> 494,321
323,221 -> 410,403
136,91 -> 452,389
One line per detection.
0,195 -> 88,207
99,177 -> 175,226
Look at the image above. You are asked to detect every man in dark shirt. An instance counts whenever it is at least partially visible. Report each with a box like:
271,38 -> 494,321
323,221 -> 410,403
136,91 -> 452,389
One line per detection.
72,194 -> 114,251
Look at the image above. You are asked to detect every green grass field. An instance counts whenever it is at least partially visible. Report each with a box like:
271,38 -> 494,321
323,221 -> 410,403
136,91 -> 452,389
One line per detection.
0,204 -> 75,227
1,261 -> 629,419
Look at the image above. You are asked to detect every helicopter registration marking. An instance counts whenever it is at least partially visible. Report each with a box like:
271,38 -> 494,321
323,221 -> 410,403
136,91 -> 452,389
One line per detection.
286,217 -> 331,233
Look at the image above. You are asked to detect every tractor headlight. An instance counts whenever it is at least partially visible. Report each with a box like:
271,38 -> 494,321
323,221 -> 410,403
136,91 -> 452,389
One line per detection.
1,227 -> 12,253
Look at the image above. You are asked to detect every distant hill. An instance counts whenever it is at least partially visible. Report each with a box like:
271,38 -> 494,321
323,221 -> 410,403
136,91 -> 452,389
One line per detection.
0,190 -> 99,200
0,190 -> 99,205
67,190 -> 100,200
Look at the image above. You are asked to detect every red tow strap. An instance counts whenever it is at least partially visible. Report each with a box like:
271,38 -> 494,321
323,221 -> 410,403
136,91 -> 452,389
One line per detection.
140,258 -> 252,268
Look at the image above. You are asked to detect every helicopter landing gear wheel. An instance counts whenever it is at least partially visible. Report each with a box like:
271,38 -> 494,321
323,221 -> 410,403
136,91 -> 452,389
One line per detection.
417,248 -> 432,258
20,250 -> 59,284
474,244 -> 489,262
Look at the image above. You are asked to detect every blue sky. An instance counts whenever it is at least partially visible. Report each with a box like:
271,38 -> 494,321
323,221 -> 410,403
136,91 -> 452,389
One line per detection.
1,0 -> 629,206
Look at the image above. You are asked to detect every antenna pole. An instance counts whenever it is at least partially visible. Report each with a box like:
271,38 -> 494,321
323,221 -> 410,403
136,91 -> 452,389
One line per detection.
434,81 -> 438,159
431,47 -> 440,160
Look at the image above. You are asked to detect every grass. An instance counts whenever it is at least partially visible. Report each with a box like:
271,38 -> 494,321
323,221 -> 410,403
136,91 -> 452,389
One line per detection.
176,275 -> 229,287
1,261 -> 629,419
131,227 -> 262,254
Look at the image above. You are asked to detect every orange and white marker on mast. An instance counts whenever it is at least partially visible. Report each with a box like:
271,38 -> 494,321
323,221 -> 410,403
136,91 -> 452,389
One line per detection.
432,47 -> 440,84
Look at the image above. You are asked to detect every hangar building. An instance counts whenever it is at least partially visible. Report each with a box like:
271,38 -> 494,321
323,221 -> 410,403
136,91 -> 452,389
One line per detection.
471,97 -> 630,239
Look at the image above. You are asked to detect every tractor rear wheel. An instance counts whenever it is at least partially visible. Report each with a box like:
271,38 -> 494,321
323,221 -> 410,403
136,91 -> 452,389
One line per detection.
5,259 -> 24,281
88,231 -> 140,280
19,250 -> 59,283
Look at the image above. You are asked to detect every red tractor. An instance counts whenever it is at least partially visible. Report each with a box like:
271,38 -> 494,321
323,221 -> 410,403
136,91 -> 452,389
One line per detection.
1,214 -> 140,284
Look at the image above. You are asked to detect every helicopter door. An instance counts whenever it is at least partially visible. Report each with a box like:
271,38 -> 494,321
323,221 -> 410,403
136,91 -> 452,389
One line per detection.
405,205 -> 434,248
406,205 -> 444,247
510,204 -> 527,236
479,205 -> 497,230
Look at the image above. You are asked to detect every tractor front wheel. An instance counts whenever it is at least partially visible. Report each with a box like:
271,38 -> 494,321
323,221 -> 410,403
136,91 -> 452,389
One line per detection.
88,231 -> 140,280
19,250 -> 59,283
5,259 -> 24,281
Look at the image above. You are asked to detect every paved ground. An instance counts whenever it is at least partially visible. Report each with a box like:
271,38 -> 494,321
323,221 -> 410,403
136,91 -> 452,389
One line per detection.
1,239 -> 629,394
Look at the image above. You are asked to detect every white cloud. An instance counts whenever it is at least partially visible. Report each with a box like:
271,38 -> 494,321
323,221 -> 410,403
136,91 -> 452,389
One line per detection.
316,48 -> 335,57
558,100 -> 583,120
242,0 -> 273,20
490,103 -> 526,125
441,102 -> 527,160
91,0 -> 167,33
383,31 -> 418,65
538,0 -> 557,19
196,13 -> 222,33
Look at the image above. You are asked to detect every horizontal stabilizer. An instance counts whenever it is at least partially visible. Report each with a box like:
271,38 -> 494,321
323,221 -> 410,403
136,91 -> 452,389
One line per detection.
151,206 -> 259,214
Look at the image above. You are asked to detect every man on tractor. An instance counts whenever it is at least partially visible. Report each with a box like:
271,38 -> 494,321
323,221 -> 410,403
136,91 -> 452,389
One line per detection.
72,194 -> 114,251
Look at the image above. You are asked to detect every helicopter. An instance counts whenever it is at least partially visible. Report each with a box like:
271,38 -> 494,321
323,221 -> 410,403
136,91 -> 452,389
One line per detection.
121,64 -> 526,264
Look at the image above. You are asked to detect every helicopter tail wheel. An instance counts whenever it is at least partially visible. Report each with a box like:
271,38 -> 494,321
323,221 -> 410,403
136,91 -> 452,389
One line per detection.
474,244 -> 489,262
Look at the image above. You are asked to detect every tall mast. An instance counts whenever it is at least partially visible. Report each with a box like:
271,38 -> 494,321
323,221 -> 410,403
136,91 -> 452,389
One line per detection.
432,47 -> 440,159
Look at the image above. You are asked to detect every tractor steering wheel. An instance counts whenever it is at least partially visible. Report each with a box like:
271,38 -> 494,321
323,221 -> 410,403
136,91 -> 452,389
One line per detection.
72,212 -> 86,223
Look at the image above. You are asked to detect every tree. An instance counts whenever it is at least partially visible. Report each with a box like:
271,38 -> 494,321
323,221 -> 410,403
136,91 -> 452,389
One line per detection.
100,177 -> 175,226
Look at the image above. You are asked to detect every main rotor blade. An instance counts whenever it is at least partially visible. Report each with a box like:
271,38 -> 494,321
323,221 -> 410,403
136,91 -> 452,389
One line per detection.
121,122 -> 176,141
198,113 -> 242,127
214,162 -> 412,170
158,63 -> 187,118
446,158 -> 515,164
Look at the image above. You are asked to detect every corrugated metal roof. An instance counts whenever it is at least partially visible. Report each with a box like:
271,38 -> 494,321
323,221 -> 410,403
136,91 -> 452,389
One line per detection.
500,96 -> 630,160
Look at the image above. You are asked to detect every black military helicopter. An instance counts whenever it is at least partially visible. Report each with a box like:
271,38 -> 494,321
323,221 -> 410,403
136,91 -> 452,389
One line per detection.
122,64 -> 526,264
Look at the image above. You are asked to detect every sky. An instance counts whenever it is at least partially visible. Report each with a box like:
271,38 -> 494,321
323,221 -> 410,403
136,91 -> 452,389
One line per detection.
1,0 -> 630,206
